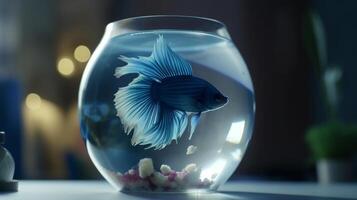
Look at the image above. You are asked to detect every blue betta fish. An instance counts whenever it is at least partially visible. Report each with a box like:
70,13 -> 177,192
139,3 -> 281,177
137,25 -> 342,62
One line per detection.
114,35 -> 228,150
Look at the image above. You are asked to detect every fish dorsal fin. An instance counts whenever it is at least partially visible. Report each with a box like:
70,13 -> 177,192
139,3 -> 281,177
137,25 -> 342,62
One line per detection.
150,35 -> 192,79
115,35 -> 192,81
189,112 -> 201,140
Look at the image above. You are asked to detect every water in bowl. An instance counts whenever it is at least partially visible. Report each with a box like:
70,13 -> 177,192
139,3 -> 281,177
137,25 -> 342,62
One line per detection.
79,30 -> 255,192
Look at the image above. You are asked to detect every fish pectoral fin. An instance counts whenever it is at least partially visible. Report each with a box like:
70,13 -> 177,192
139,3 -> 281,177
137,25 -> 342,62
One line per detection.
189,112 -> 201,140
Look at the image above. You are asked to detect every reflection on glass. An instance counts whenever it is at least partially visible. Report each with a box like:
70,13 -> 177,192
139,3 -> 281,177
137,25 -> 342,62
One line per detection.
226,120 -> 245,144
200,159 -> 227,182
231,149 -> 242,160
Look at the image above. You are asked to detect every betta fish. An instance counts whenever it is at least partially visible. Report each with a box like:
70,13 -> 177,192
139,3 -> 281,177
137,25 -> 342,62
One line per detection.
114,35 -> 228,150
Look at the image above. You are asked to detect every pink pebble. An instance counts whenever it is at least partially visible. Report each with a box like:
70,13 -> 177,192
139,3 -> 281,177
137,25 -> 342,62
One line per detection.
130,170 -> 140,181
167,172 -> 177,181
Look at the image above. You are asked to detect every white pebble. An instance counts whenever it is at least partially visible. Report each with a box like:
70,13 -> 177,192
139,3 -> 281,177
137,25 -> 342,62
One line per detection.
138,158 -> 154,178
175,172 -> 186,185
183,163 -> 197,173
150,172 -> 168,187
160,164 -> 172,174
128,169 -> 135,175
186,145 -> 198,155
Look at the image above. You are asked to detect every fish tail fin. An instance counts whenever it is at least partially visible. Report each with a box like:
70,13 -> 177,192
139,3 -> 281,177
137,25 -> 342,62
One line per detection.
143,106 -> 188,150
114,76 -> 188,150
114,76 -> 159,140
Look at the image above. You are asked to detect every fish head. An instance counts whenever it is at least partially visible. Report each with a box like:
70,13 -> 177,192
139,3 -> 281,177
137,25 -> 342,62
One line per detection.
204,84 -> 228,110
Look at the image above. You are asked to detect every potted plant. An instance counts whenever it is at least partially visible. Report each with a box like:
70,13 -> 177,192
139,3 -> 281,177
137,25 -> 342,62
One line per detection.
306,122 -> 357,183
303,10 -> 357,183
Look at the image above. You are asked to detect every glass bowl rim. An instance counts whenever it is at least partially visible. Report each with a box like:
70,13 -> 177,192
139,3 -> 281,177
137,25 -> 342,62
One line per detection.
107,15 -> 227,30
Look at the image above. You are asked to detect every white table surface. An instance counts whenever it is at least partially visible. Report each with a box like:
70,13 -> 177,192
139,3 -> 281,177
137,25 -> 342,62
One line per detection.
1,180 -> 356,200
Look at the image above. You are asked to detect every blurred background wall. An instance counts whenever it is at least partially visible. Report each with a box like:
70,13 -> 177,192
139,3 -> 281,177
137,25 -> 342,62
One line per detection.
0,0 -> 356,180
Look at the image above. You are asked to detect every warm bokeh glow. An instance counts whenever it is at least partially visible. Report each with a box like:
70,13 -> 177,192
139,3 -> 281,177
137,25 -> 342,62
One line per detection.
25,93 -> 42,110
74,45 -> 91,63
57,58 -> 75,77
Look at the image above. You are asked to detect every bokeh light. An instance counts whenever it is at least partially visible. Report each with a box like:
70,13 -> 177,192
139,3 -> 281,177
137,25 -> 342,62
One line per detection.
57,58 -> 75,77
25,93 -> 42,110
74,45 -> 91,63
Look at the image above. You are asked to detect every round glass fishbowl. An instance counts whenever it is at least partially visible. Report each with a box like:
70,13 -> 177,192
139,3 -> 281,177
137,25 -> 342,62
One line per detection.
79,15 -> 255,192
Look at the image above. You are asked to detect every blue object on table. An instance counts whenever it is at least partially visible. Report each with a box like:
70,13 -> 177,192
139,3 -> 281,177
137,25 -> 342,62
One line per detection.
0,77 -> 23,179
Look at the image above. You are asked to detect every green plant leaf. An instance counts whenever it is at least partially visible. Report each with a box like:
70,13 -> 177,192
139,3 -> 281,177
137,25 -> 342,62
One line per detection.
305,122 -> 357,160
